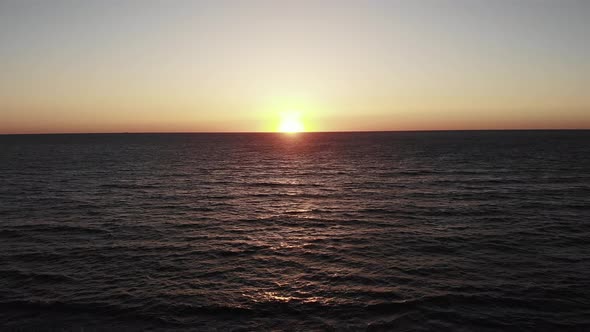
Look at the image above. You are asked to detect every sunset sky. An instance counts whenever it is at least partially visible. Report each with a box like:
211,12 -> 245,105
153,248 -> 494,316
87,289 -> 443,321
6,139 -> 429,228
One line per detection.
1,0 -> 589,134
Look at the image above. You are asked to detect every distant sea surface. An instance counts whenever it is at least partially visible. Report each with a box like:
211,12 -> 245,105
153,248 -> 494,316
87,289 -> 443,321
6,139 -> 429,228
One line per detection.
1,131 -> 589,331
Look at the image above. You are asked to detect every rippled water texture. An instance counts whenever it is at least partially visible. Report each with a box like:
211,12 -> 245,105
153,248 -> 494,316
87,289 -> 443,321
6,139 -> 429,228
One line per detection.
1,131 -> 589,331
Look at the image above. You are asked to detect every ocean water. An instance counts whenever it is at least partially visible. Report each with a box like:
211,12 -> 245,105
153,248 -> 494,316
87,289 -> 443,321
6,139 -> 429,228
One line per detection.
1,131 -> 589,331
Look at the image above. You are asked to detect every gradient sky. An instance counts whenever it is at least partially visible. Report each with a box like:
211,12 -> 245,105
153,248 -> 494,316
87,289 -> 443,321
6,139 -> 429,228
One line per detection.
1,0 -> 589,133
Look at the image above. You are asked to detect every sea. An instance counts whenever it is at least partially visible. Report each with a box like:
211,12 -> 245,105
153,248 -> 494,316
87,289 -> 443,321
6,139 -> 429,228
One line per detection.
1,130 -> 589,331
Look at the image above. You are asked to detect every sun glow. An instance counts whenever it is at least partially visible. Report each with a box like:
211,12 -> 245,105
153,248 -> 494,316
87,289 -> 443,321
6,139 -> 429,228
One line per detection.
278,112 -> 305,133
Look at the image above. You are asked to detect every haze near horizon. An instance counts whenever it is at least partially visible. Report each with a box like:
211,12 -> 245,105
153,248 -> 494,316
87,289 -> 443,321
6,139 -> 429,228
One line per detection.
1,0 -> 589,134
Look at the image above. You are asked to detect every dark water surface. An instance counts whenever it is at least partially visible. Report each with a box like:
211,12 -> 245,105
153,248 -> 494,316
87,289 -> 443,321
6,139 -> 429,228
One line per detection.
1,131 -> 589,331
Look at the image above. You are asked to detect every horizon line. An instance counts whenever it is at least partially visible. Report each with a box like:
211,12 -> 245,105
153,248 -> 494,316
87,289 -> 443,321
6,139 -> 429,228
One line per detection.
1,128 -> 590,136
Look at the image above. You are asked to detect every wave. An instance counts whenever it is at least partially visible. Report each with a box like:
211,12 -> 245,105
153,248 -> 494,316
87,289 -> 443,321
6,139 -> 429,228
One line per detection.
1,291 -> 589,330
0,269 -> 77,283
99,183 -> 158,189
9,224 -> 110,235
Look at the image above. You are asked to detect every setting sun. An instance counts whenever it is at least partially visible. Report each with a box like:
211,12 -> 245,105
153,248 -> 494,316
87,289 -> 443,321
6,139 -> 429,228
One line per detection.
278,112 -> 305,133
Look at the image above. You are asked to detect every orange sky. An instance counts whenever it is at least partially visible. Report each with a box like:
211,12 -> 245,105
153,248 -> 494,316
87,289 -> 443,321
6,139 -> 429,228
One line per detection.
1,1 -> 589,134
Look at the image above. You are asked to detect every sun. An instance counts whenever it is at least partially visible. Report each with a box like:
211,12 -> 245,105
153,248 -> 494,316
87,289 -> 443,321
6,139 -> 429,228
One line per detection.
278,111 -> 305,133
